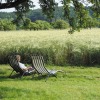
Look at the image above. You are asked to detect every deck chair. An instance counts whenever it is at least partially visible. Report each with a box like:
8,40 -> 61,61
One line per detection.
8,55 -> 34,78
31,56 -> 63,80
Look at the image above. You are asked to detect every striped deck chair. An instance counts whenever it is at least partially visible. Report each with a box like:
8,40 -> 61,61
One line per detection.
8,55 -> 34,78
31,56 -> 63,79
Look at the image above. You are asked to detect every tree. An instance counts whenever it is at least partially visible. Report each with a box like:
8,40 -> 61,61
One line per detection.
23,18 -> 31,30
52,19 -> 69,29
0,19 -> 16,31
0,0 -> 100,33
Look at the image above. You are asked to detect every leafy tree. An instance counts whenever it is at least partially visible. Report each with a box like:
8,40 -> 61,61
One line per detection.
35,20 -> 52,30
21,19 -> 52,30
0,19 -> 16,31
22,18 -> 31,30
27,9 -> 48,22
0,12 -> 15,19
0,0 -> 100,33
29,22 -> 39,30
52,19 -> 69,29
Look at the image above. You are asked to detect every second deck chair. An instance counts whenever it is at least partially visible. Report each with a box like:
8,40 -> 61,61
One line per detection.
8,55 -> 34,78
31,56 -> 63,79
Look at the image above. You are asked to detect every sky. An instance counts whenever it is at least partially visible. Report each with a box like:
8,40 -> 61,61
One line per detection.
0,0 -> 62,12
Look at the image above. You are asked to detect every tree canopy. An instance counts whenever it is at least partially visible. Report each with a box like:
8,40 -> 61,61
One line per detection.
0,0 -> 100,33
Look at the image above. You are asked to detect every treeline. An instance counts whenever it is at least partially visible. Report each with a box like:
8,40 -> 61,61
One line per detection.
0,18 -> 69,31
0,7 -> 100,31
0,7 -> 64,22
0,18 -> 99,31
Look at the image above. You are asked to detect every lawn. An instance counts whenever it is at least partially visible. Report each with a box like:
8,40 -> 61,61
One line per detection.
0,65 -> 100,100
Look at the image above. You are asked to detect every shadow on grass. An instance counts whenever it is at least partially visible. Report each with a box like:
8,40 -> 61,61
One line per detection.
0,76 -> 9,81
0,70 -> 67,82
2,69 -> 98,81
32,74 -> 57,81
0,75 -> 22,82
0,72 -> 50,81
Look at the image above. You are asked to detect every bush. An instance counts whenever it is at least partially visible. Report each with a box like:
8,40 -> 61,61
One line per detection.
0,19 -> 16,31
18,19 -> 52,30
52,19 -> 69,29
34,20 -> 52,30
29,22 -> 39,30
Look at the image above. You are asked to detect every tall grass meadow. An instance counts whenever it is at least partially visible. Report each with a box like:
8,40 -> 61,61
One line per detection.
0,28 -> 100,66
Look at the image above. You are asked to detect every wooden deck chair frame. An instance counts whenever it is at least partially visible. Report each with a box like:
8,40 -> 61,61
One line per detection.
8,55 -> 33,78
31,56 -> 58,80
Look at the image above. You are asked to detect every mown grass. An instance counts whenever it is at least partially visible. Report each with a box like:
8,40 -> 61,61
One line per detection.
0,65 -> 100,100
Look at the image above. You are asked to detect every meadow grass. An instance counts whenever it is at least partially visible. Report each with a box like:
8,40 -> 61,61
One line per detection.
0,28 -> 100,65
0,65 -> 100,100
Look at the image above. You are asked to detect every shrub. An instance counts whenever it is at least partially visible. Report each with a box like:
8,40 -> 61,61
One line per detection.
0,19 -> 16,31
52,19 -> 69,29
35,20 -> 52,30
22,18 -> 31,30
29,22 -> 39,30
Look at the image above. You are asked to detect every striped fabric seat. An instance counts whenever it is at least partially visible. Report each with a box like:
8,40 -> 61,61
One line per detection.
32,56 -> 49,74
32,56 -> 63,79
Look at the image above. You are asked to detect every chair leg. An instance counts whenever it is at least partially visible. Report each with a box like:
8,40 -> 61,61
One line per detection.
45,74 -> 50,82
53,74 -> 57,78
9,70 -> 14,78
20,72 -> 25,78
